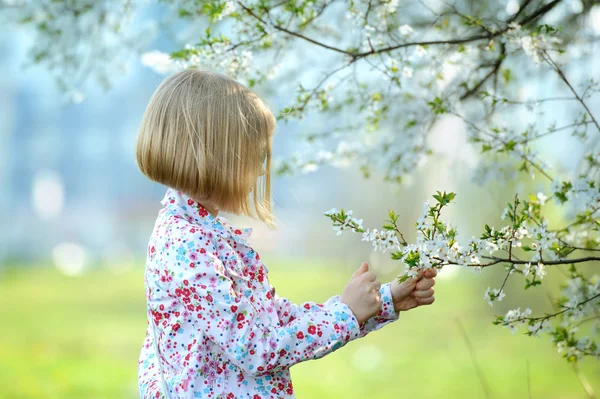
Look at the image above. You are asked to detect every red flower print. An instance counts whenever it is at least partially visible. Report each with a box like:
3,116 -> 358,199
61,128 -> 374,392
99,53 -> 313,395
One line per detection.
303,303 -> 311,310
189,262 -> 196,268
175,288 -> 182,297
159,304 -> 164,311
278,383 -> 285,391
230,305 -> 238,313
286,388 -> 294,394
237,322 -> 243,329
227,393 -> 234,399
234,229 -> 242,235
200,248 -> 206,254
308,325 -> 316,335
150,246 -> 155,253
296,331 -> 304,339
206,294 -> 213,303
183,288 -> 191,297
190,228 -> 196,233
236,313 -> 244,321
254,395 -> 262,399
250,349 -> 256,355
199,207 -> 208,217
183,280 -> 189,286
271,388 -> 277,394
279,349 -> 286,356
317,331 -> 323,337
172,323 -> 181,332
187,304 -> 194,311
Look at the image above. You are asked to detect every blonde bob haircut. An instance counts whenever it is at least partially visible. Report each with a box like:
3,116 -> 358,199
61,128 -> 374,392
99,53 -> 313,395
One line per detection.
136,68 -> 276,227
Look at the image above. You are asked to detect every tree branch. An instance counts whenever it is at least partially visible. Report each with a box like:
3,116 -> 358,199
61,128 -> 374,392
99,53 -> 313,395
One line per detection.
542,49 -> 600,133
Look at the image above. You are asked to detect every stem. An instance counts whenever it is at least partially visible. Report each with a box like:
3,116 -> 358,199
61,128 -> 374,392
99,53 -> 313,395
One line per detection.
542,50 -> 600,133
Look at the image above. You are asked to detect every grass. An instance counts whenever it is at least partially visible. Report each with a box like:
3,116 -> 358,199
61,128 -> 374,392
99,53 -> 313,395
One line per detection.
0,259 -> 598,399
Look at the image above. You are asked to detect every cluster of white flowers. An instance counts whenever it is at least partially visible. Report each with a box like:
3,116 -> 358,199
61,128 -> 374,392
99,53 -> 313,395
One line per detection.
140,50 -> 182,74
141,41 -> 254,81
323,208 -> 364,236
502,307 -> 532,333
504,22 -> 563,64
521,262 -> 547,279
551,174 -> 600,211
555,327 -> 600,361
361,228 -> 401,253
215,1 -> 236,21
484,287 -> 506,306
528,319 -> 553,337
398,24 -> 414,36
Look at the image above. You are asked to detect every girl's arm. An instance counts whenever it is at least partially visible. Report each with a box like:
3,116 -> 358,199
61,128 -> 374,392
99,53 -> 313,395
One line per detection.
169,235 -> 362,377
272,282 -> 399,338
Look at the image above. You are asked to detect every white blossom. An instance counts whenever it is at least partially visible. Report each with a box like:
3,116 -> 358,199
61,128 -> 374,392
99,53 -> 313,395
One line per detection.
414,45 -> 427,57
399,24 -> 414,36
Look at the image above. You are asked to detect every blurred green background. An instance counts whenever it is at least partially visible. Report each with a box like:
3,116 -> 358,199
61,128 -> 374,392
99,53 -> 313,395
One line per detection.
1,258 -> 599,399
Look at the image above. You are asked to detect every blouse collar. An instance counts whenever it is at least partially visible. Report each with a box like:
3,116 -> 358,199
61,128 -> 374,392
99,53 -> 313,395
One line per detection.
160,187 -> 253,246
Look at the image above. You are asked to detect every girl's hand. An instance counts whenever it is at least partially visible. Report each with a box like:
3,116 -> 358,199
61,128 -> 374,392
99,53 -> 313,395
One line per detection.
340,262 -> 382,325
390,269 -> 437,312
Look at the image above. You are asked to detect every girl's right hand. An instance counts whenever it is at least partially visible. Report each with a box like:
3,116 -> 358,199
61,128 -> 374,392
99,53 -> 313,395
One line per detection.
340,262 -> 382,325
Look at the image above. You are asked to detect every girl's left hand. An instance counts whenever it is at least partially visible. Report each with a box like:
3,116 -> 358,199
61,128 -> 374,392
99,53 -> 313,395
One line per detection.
390,268 -> 437,312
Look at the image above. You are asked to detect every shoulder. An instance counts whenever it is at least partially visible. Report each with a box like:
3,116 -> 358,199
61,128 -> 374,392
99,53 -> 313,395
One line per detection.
159,213 -> 235,255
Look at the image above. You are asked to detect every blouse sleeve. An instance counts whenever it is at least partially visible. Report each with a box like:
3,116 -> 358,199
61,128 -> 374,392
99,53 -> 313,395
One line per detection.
272,282 -> 400,339
173,236 -> 362,377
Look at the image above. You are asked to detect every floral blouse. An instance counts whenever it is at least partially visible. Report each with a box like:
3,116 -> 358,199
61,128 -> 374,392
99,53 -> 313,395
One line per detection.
138,188 -> 400,399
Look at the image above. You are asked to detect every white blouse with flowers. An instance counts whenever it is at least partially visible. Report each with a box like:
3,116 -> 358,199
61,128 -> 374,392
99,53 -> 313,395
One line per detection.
137,188 -> 400,399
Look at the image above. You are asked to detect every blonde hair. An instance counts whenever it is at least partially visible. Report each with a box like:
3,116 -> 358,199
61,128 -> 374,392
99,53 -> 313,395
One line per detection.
136,68 -> 276,227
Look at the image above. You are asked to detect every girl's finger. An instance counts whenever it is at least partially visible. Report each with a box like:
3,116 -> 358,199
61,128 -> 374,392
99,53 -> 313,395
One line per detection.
424,269 -> 437,278
415,278 -> 435,291
416,296 -> 435,305
411,288 -> 434,298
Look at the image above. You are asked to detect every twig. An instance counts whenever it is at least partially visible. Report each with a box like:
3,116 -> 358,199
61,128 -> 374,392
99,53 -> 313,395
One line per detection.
542,49 -> 600,133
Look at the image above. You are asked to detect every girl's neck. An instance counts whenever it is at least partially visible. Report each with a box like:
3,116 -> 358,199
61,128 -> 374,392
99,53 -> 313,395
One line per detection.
200,202 -> 219,218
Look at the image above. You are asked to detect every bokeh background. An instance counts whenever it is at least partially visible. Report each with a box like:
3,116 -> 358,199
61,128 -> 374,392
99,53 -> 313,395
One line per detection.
1,1 -> 600,398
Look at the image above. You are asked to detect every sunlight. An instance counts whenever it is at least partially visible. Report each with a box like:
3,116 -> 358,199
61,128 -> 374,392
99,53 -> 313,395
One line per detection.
352,343 -> 383,372
52,242 -> 88,276
31,169 -> 64,221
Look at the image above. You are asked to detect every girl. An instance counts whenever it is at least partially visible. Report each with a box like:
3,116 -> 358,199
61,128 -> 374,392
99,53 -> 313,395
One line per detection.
136,69 -> 436,399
